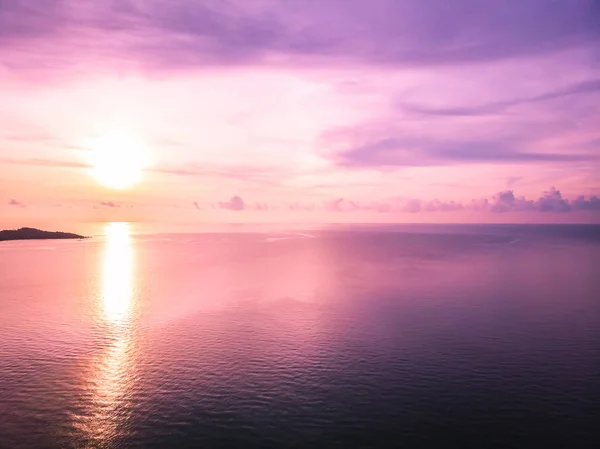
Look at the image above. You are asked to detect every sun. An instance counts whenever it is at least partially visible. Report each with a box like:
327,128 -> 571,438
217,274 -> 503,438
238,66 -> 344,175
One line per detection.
89,131 -> 147,189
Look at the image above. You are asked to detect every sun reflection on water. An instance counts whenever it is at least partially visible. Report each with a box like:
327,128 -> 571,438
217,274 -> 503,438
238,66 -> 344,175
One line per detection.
75,222 -> 137,446
102,222 -> 134,322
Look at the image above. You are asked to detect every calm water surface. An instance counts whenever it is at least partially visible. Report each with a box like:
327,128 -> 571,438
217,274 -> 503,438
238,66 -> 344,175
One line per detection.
1,224 -> 599,448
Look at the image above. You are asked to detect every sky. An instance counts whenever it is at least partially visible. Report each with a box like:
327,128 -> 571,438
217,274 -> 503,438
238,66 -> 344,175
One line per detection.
1,0 -> 599,227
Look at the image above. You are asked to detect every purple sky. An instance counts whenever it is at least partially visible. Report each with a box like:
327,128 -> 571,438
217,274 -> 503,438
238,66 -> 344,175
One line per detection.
1,0 -> 599,225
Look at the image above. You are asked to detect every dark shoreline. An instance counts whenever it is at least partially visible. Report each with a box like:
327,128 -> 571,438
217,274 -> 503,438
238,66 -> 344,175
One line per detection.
0,227 -> 87,242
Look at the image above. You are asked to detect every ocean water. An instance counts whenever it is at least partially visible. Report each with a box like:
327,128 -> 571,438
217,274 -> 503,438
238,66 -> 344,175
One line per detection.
0,224 -> 599,448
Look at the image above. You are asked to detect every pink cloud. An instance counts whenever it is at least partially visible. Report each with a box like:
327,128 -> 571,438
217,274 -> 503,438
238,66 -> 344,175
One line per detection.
100,201 -> 120,208
217,195 -> 246,211
8,199 -> 25,208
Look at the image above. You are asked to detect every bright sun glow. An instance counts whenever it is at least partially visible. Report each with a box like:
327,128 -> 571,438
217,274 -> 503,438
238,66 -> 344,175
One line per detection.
89,131 -> 147,189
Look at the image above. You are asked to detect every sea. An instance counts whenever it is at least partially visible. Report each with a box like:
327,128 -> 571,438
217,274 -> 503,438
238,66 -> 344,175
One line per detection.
1,224 -> 599,448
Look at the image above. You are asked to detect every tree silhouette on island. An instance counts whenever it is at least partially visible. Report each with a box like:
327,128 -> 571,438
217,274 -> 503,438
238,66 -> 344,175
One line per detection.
0,227 -> 87,241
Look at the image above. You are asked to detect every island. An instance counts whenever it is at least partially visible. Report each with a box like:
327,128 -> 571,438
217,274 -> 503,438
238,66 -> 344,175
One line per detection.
0,227 -> 87,241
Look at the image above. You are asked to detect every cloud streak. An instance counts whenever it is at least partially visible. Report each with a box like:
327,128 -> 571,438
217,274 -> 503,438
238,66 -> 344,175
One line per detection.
149,165 -> 285,187
0,158 -> 90,169
401,78 -> 600,118
330,135 -> 599,168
